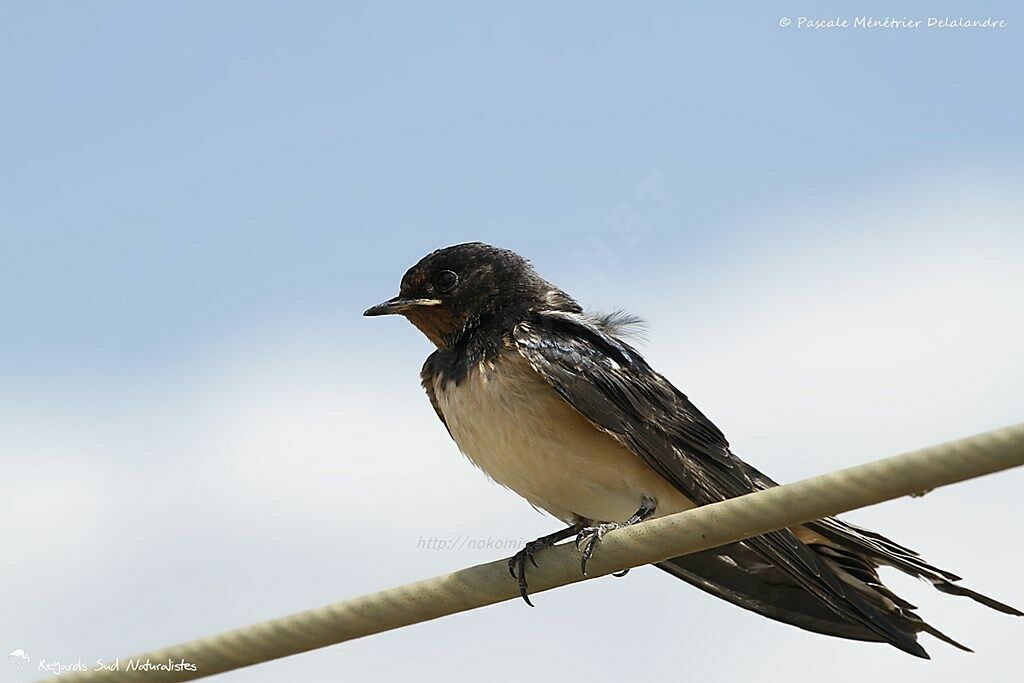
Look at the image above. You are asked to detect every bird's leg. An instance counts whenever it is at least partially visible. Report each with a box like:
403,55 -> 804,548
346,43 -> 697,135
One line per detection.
508,524 -> 582,606
577,496 -> 657,577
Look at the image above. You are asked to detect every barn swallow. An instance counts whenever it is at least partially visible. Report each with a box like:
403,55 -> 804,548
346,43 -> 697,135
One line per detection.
364,242 -> 1020,658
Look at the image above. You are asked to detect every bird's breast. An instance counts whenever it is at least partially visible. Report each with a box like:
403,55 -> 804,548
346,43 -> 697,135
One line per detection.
432,351 -> 694,524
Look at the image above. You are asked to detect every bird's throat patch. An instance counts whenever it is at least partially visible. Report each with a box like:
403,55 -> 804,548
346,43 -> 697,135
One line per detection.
404,307 -> 461,348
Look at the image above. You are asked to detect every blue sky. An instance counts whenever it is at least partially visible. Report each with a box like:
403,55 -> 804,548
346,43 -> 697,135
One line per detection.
4,1 -> 1020,375
3,2 -> 1022,681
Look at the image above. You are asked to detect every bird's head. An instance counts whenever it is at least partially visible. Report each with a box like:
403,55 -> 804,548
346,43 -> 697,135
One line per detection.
364,242 -> 577,348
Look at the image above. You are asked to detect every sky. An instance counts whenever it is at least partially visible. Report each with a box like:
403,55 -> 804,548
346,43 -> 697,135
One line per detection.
2,1 -> 1023,681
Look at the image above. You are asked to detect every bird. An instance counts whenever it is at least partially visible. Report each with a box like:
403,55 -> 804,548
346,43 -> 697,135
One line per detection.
364,241 -> 1020,658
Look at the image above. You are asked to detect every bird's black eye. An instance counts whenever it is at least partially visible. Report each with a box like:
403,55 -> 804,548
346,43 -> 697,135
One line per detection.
434,270 -> 458,292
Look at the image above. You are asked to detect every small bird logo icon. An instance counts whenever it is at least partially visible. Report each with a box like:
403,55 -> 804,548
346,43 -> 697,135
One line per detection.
8,649 -> 31,671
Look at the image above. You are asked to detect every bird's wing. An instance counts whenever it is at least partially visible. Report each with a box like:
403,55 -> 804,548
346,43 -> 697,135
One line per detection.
512,310 -> 929,657
421,351 -> 452,437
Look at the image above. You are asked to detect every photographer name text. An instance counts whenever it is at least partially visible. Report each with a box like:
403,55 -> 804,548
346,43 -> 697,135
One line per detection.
779,16 -> 1007,30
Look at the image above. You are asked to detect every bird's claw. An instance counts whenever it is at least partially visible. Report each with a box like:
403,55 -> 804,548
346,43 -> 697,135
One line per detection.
507,525 -> 582,606
508,540 -> 547,607
576,522 -> 621,576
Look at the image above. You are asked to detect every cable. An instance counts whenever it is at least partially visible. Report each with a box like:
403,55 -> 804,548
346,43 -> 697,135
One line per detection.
48,422 -> 1024,682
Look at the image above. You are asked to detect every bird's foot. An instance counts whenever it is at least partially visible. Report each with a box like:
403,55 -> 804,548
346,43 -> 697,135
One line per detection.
574,496 -> 657,577
575,522 -> 622,577
508,525 -> 581,606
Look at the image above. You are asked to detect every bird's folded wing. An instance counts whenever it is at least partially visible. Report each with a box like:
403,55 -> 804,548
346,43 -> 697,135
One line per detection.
513,310 -> 928,657
421,352 -> 452,437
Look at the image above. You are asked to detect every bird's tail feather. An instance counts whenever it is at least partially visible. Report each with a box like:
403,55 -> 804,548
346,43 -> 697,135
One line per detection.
657,528 -> 1020,656
806,517 -> 1023,616
933,580 -> 1023,615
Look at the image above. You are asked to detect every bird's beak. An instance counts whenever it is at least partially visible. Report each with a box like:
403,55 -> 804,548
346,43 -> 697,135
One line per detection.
363,296 -> 443,317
